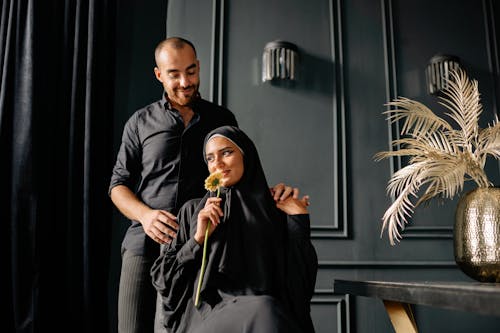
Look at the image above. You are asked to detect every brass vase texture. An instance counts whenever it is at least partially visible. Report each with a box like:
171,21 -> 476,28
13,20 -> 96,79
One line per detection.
454,187 -> 500,282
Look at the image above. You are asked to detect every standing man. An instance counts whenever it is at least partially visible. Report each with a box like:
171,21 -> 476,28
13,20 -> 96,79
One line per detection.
109,37 -> 298,332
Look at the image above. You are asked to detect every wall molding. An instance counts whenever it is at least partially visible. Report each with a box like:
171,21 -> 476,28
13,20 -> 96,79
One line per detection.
311,0 -> 350,239
483,0 -> 500,116
402,225 -> 453,239
380,0 -> 458,241
312,290 -> 351,333
381,0 -> 400,173
209,0 -> 225,104
318,260 -> 456,268
210,0 -> 351,239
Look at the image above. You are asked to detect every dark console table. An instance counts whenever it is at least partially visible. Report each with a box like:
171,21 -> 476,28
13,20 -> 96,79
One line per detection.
333,279 -> 500,333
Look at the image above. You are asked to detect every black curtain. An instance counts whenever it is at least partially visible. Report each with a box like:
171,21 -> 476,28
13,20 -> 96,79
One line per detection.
1,0 -> 116,332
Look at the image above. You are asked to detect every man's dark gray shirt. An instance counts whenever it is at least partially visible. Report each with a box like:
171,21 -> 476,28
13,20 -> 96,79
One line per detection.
109,93 -> 237,257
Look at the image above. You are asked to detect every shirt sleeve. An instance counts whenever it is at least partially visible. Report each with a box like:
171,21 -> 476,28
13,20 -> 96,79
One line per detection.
108,113 -> 142,195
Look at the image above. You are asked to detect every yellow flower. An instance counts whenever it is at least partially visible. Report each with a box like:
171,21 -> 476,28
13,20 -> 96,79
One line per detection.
204,171 -> 223,192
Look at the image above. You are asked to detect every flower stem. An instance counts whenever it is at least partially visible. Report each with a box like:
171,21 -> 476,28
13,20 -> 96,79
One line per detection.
194,188 -> 220,307
194,220 -> 210,307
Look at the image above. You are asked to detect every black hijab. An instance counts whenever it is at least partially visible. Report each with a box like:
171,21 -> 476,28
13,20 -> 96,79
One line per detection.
193,125 -> 287,299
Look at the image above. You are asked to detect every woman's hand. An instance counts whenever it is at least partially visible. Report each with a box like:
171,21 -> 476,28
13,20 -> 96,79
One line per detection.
194,197 -> 223,244
276,195 -> 310,215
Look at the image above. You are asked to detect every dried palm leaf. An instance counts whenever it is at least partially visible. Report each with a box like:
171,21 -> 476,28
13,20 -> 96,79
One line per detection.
375,68 -> 499,245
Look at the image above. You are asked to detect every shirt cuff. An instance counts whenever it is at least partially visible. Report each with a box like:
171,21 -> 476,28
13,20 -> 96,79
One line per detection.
177,238 -> 202,264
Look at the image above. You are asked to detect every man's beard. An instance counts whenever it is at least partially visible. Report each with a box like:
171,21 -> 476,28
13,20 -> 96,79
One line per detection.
174,84 -> 200,107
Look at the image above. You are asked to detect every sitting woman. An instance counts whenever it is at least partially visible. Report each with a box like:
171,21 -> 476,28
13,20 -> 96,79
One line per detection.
151,125 -> 318,333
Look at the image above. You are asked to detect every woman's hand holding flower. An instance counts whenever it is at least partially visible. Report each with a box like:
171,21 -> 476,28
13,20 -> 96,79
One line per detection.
195,171 -> 223,307
194,197 -> 223,245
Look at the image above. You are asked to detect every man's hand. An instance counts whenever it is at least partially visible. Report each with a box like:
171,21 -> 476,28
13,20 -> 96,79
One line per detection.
141,209 -> 178,244
270,183 -> 310,205
110,185 -> 178,245
276,195 -> 310,215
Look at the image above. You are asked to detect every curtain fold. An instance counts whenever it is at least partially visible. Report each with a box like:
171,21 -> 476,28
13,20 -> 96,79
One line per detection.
1,1 -> 116,332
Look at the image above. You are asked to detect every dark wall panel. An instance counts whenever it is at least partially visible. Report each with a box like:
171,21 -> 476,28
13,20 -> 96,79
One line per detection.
113,0 -> 500,332
225,0 -> 341,235
386,0 -> 500,237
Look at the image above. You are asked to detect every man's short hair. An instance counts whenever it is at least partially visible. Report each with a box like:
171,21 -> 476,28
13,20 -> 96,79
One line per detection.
155,37 -> 197,66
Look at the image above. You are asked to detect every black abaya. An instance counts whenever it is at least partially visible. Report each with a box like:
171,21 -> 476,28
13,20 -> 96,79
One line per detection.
151,126 -> 318,333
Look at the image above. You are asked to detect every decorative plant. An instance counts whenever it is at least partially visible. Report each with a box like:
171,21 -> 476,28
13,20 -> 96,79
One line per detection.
374,68 -> 500,245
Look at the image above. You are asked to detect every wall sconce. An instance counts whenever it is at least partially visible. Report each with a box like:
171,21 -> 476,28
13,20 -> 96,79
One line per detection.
425,54 -> 461,95
262,40 -> 298,82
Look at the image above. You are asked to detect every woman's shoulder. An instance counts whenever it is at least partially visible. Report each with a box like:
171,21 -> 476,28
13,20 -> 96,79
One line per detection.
178,197 -> 204,218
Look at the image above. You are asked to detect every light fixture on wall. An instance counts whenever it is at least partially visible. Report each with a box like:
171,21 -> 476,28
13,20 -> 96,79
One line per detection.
425,54 -> 461,95
262,40 -> 298,82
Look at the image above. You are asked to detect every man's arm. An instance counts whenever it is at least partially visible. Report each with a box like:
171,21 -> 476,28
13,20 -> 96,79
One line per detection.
110,185 -> 178,244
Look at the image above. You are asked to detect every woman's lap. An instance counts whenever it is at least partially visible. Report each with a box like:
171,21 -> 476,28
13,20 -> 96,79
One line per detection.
189,294 -> 301,333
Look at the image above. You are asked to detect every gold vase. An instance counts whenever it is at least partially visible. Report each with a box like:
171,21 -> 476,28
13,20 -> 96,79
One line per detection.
454,187 -> 500,282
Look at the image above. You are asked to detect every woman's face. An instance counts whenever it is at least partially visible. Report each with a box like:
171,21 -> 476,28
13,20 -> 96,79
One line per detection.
205,136 -> 244,187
